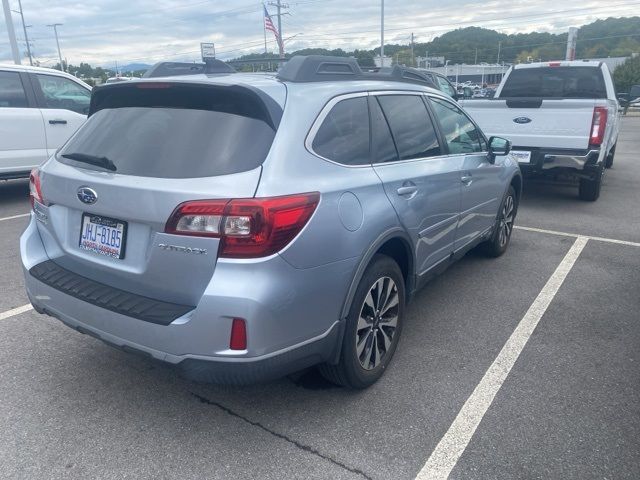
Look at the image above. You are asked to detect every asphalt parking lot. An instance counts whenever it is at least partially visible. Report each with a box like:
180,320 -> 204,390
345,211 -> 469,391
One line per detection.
1,117 -> 638,480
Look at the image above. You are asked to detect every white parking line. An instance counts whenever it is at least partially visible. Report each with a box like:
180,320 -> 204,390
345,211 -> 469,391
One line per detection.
0,304 -> 33,321
0,213 -> 30,222
515,225 -> 640,248
416,236 -> 589,480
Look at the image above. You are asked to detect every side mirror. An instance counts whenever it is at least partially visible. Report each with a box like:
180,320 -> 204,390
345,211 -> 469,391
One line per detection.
488,136 -> 511,163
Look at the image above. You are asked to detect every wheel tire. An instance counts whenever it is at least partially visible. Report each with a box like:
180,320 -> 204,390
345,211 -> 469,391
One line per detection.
579,167 -> 603,201
479,185 -> 518,258
319,254 -> 405,389
605,144 -> 616,169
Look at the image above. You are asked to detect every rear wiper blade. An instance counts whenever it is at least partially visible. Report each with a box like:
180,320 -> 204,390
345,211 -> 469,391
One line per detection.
60,153 -> 117,172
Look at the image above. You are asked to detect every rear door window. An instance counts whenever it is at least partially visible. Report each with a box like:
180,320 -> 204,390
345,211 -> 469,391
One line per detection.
57,84 -> 278,178
369,97 -> 398,163
500,67 -> 607,99
35,74 -> 91,114
312,96 -> 370,165
376,95 -> 441,160
0,71 -> 28,108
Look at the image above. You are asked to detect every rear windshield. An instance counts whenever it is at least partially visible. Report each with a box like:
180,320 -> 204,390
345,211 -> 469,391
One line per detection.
57,84 -> 278,178
500,67 -> 606,99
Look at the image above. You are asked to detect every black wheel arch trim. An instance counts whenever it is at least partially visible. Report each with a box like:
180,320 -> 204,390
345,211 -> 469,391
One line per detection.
339,228 -> 414,321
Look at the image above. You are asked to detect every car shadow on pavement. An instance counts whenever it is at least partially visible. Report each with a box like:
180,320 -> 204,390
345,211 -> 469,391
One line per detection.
0,179 -> 29,200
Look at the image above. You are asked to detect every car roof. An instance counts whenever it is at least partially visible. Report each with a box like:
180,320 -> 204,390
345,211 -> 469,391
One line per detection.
513,60 -> 602,69
139,71 -> 444,107
0,63 -> 92,87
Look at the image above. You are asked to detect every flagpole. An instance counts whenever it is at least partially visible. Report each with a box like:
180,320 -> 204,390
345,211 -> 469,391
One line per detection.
263,5 -> 267,54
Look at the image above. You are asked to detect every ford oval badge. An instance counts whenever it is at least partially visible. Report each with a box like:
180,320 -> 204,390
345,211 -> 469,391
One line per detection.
514,116 -> 532,124
77,187 -> 98,205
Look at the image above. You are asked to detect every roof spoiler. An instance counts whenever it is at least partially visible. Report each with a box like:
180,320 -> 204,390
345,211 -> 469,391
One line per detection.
143,60 -> 236,78
276,55 -> 436,88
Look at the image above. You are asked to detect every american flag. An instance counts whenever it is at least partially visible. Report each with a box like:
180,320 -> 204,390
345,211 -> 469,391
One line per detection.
263,5 -> 282,49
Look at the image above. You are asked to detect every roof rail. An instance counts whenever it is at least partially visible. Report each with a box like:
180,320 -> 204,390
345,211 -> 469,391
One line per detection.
276,55 -> 437,88
143,60 -> 236,78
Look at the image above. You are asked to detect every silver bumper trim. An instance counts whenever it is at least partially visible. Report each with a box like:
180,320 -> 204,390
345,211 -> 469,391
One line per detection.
542,150 -> 600,169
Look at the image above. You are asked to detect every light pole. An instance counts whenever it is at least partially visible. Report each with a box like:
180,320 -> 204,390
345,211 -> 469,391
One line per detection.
47,23 -> 64,71
16,0 -> 32,65
2,0 -> 21,64
380,0 -> 385,67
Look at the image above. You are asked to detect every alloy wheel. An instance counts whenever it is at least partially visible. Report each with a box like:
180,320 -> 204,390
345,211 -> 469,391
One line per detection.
355,276 -> 400,370
498,194 -> 515,247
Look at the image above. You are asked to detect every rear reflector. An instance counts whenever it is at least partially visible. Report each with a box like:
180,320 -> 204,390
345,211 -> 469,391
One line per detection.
165,192 -> 320,258
230,318 -> 247,350
590,107 -> 608,146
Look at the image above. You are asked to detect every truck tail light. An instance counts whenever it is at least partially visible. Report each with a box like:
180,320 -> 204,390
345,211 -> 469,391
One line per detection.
29,168 -> 46,208
165,192 -> 320,258
589,107 -> 607,146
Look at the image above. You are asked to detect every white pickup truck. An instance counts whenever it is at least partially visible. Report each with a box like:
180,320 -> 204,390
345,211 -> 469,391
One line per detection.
461,61 -> 620,201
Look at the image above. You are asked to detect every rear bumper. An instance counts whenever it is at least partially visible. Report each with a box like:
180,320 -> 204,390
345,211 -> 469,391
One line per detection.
28,292 -> 342,384
21,216 -> 355,384
515,148 -> 603,174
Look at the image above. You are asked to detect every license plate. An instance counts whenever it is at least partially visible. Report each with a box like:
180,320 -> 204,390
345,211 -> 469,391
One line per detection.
79,214 -> 127,259
511,150 -> 532,164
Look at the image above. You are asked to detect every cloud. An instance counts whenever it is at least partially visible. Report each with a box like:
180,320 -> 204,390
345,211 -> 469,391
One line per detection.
0,0 -> 635,67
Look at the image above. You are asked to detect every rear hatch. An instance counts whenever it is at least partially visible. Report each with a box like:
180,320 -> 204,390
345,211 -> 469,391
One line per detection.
465,66 -> 606,150
35,80 -> 284,306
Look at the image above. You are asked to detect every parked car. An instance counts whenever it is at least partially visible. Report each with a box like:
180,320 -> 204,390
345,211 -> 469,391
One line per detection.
21,56 -> 521,388
421,71 -> 460,99
618,84 -> 640,114
461,60 -> 620,201
0,64 -> 91,180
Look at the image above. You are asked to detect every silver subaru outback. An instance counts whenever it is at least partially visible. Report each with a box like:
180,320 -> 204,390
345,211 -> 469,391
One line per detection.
21,56 -> 521,388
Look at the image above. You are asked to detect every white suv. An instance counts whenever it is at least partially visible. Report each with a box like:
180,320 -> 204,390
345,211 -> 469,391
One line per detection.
0,64 -> 91,180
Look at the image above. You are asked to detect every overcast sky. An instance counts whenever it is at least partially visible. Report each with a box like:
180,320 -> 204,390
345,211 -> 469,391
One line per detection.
0,0 -> 636,68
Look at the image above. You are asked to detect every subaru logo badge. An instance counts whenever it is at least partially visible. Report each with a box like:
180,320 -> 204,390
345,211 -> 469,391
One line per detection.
514,116 -> 532,124
77,187 -> 98,205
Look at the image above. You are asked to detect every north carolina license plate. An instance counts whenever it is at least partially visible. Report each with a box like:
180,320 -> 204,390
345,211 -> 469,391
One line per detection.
511,150 -> 532,164
79,214 -> 127,259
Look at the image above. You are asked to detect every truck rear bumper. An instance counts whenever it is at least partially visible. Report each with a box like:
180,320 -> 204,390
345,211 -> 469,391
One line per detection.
515,148 -> 602,175
542,149 -> 600,170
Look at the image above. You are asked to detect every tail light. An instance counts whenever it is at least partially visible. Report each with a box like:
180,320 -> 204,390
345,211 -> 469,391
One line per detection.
589,107 -> 608,146
29,168 -> 46,208
229,318 -> 247,350
165,192 -> 320,258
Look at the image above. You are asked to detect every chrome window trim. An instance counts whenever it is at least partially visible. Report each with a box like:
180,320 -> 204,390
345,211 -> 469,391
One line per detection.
304,89 -> 486,169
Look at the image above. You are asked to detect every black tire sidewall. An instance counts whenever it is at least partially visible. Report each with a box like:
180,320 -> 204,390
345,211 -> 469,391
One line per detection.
486,185 -> 517,256
340,254 -> 405,388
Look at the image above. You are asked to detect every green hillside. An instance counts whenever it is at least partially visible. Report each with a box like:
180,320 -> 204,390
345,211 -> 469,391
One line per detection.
232,16 -> 640,66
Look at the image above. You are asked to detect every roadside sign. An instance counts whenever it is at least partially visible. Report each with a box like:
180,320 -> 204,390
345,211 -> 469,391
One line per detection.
201,43 -> 216,60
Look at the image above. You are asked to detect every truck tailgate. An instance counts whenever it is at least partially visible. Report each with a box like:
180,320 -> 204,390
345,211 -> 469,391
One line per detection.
462,99 -> 597,150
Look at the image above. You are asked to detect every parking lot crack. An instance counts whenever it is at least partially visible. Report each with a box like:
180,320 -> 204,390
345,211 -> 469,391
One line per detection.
191,393 -> 373,480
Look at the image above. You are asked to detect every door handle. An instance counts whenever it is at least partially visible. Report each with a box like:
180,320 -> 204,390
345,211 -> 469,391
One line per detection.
49,119 -> 67,125
396,186 -> 418,196
461,175 -> 473,186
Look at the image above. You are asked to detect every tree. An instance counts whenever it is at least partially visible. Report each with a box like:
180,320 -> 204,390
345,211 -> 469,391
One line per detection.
614,55 -> 640,93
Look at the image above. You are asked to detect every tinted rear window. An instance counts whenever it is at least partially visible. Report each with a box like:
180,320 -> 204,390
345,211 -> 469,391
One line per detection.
500,67 -> 606,99
57,84 -> 278,178
0,71 -> 28,108
312,97 -> 370,165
